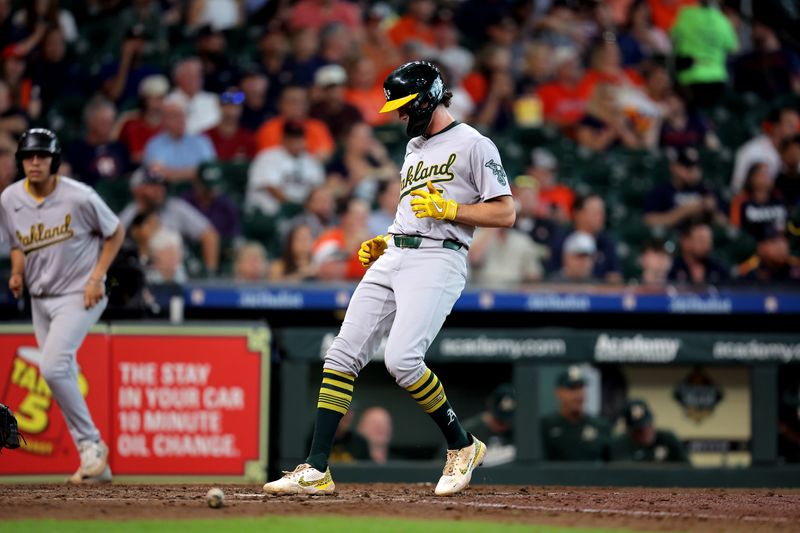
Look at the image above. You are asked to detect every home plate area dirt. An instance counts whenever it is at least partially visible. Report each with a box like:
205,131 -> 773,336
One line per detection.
1,483 -> 798,532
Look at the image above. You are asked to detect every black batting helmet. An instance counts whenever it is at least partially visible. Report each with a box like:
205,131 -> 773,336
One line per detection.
16,128 -> 62,176
379,61 -> 446,138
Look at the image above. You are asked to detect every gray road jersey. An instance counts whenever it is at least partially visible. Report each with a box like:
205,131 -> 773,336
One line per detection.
0,176 -> 120,297
389,122 -> 512,247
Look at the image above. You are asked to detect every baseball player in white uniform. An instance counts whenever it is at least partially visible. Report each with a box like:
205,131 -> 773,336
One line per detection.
0,128 -> 124,483
264,61 -> 515,496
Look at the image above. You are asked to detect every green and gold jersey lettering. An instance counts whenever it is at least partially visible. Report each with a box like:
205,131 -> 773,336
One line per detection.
389,122 -> 511,246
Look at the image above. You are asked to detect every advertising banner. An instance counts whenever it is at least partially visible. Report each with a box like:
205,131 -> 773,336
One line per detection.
110,325 -> 270,481
0,325 -> 110,476
280,328 -> 800,364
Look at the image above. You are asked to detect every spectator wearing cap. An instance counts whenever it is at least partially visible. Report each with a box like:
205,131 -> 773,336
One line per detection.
638,238 -> 673,286
170,57 -> 221,135
239,70 -> 271,132
737,225 -> 800,283
195,25 -> 239,95
550,231 -> 600,283
113,74 -> 169,164
469,226 -> 546,286
309,64 -> 363,144
247,120 -> 325,217
610,399 -> 688,463
527,148 -> 574,224
668,218 -> 728,285
536,46 -> 587,128
644,147 -> 725,229
202,88 -> 256,161
732,107 -> 800,194
552,194 -> 622,283
142,94 -> 217,183
255,85 -> 335,161
181,163 -> 241,242
443,384 -> 517,467
776,135 -> 800,207
119,167 -> 220,274
65,97 -> 131,186
541,366 -> 611,461
730,162 -> 787,241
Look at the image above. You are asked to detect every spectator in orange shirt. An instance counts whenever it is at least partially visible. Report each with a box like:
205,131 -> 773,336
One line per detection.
255,84 -> 335,161
537,47 -> 587,129
579,36 -> 644,99
360,3 -> 402,82
388,0 -> 437,47
312,197 -> 371,280
344,56 -> 392,127
527,148 -> 575,224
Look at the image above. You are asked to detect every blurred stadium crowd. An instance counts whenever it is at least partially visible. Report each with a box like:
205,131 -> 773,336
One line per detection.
2,0 -> 800,289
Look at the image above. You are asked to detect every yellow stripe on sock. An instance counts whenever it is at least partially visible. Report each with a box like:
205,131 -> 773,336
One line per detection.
425,392 -> 448,413
319,388 -> 352,401
406,368 -> 432,393
420,384 -> 445,412
322,377 -> 354,391
324,369 -> 355,382
411,375 -> 440,400
317,401 -> 348,414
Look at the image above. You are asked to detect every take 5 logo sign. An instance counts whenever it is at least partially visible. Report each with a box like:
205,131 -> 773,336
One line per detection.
0,330 -> 110,475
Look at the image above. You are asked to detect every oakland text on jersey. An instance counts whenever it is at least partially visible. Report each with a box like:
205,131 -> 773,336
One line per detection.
16,213 -> 75,254
401,153 -> 457,195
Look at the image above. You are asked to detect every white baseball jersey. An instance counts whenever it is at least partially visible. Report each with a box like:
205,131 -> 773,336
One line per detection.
0,176 -> 120,297
389,122 -> 512,246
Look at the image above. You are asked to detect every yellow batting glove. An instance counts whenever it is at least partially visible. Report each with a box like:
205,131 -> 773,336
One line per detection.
410,181 -> 458,221
358,234 -> 390,268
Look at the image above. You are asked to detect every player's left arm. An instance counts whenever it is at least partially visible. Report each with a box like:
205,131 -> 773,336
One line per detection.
86,223 -> 124,309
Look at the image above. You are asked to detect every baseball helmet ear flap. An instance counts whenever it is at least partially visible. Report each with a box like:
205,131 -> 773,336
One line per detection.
16,128 -> 62,176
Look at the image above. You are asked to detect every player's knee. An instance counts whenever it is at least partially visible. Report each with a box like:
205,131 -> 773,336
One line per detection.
324,336 -> 363,376
39,358 -> 71,383
383,352 -> 424,387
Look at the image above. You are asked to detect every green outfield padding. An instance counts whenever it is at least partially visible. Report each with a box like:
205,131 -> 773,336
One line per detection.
8,516 -> 644,533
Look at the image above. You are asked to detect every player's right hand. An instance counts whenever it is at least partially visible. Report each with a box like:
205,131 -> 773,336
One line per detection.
8,273 -> 23,299
358,235 -> 389,268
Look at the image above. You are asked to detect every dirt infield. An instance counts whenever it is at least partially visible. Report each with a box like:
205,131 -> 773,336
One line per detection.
1,483 -> 798,532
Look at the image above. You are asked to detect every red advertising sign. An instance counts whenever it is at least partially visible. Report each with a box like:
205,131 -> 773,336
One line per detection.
0,327 -> 110,475
109,325 -> 269,478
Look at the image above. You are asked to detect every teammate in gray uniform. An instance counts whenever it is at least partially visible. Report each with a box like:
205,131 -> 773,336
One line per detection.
264,61 -> 515,496
0,129 -> 124,483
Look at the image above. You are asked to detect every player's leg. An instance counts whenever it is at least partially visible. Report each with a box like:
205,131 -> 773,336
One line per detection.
384,248 -> 485,495
37,293 -> 109,480
264,255 -> 397,494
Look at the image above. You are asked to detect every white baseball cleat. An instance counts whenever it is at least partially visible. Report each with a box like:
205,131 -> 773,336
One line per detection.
262,463 -> 335,495
78,440 -> 109,478
68,465 -> 112,485
435,435 -> 486,496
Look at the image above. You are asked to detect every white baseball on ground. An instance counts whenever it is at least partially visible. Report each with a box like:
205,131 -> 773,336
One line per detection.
206,487 -> 224,508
